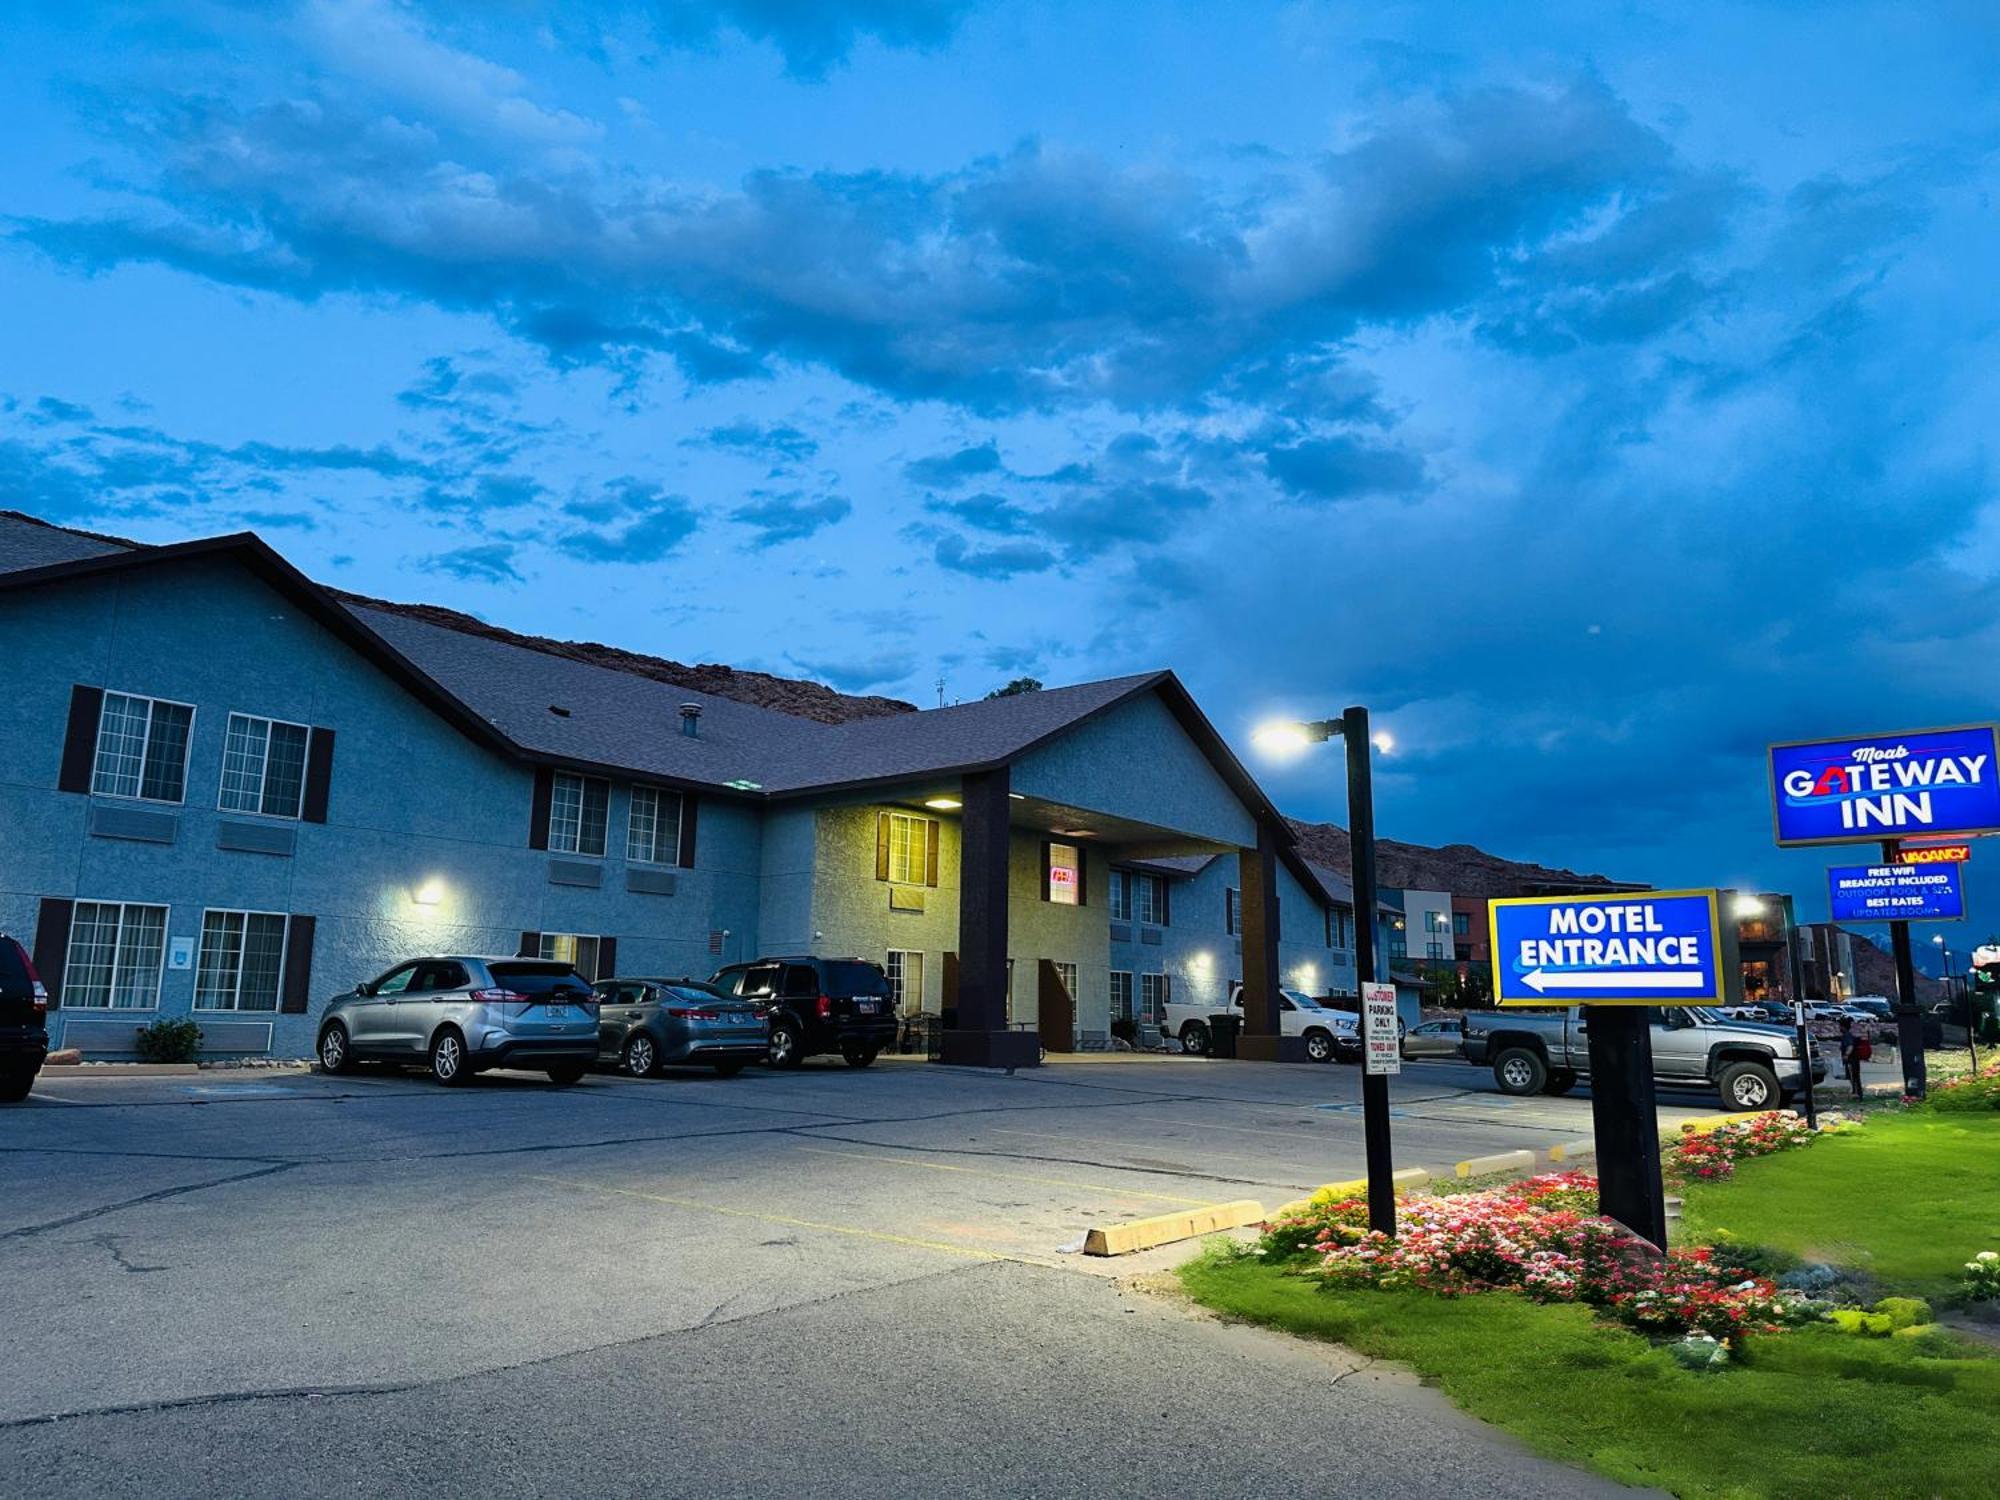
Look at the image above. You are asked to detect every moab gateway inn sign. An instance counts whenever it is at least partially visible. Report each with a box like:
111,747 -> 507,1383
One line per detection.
1768,725 -> 2000,847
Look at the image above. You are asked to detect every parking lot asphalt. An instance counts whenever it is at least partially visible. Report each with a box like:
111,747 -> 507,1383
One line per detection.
0,1055 -> 1710,1497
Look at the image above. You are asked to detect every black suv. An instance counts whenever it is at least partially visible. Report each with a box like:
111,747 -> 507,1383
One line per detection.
710,956 -> 897,1069
0,935 -> 51,1103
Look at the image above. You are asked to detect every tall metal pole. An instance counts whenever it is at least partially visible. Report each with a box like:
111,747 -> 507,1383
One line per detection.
1779,893 -> 1818,1129
1344,705 -> 1395,1238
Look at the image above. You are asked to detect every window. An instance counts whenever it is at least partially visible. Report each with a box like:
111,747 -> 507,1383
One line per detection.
538,933 -> 601,979
548,773 -> 609,856
1048,843 -> 1080,906
1453,911 -> 1471,937
1331,907 -> 1354,951
626,785 -> 683,864
218,713 -> 310,818
91,692 -> 193,803
884,811 -> 934,885
1139,972 -> 1169,1024
63,901 -> 168,1009
1226,887 -> 1240,936
1112,870 -> 1164,925
1109,970 -> 1134,1023
887,949 -> 926,1013
194,910 -> 287,1011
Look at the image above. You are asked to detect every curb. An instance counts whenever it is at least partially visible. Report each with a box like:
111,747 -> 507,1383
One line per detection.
42,1062 -> 203,1078
1547,1139 -> 1595,1165
1082,1199 -> 1266,1256
1272,1167 -> 1431,1218
1456,1148 -> 1537,1179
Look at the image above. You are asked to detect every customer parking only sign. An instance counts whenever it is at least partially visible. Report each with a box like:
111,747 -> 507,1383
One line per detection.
1490,890 -> 1724,1008
1769,725 -> 2000,847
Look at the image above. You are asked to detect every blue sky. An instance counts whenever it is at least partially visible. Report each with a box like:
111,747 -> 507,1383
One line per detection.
4,2 -> 1998,962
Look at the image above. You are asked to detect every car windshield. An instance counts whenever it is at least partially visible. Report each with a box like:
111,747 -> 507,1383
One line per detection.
486,963 -> 593,996
824,962 -> 888,997
1281,989 -> 1320,1009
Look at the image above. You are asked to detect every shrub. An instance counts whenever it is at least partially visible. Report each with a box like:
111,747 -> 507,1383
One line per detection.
1875,1296 -> 1933,1329
1892,1324 -> 1964,1356
1830,1309 -> 1894,1337
1965,1250 -> 2000,1302
132,1017 -> 202,1063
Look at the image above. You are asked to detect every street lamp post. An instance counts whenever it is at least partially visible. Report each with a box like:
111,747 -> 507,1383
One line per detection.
1254,708 -> 1396,1236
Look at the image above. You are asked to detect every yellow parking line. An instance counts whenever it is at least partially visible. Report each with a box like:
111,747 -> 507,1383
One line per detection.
793,1145 -> 1214,1205
530,1175 -> 1014,1262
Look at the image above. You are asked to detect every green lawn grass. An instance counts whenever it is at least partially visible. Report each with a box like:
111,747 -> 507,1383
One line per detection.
1178,1110 -> 2000,1499
1676,1110 -> 2000,1298
1181,1252 -> 2000,1500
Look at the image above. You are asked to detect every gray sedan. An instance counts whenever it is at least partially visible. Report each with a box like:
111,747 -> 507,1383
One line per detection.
593,977 -> 769,1077
1401,1019 -> 1465,1060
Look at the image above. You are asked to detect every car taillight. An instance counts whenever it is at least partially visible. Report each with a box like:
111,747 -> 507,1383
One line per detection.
19,948 -> 48,1013
666,1007 -> 720,1021
470,989 -> 527,1004
816,995 -> 833,1019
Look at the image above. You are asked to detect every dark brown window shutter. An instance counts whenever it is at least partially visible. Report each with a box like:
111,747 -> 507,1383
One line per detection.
33,898 -> 74,1010
875,812 -> 891,881
1076,845 -> 1088,907
301,728 -> 336,823
281,915 -> 316,1014
924,819 -> 940,888
677,795 -> 698,869
596,936 -> 618,982
58,685 -> 103,794
519,930 -> 542,958
1041,840 -> 1053,902
528,768 -> 554,850
1158,878 -> 1171,928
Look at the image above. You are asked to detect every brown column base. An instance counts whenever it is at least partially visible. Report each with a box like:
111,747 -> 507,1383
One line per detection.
1235,1034 -> 1312,1064
937,1029 -> 1043,1069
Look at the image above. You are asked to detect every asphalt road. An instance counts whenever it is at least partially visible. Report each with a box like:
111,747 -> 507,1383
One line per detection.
0,1054 -> 1703,1498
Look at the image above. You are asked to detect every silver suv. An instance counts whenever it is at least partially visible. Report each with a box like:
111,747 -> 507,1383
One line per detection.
317,956 -> 600,1087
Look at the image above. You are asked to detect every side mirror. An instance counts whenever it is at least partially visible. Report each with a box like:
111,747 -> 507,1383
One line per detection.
357,982 -> 376,998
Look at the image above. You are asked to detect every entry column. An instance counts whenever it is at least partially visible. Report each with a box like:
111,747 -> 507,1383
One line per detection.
1236,823 -> 1307,1063
939,765 -> 1040,1068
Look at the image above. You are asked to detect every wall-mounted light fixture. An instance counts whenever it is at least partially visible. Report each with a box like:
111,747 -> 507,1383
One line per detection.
412,879 -> 445,908
924,796 -> 963,810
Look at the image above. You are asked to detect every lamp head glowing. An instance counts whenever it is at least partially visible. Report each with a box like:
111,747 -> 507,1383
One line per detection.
1251,720 -> 1313,755
923,796 -> 963,811
413,879 -> 445,908
1370,731 -> 1395,755
1732,895 -> 1767,919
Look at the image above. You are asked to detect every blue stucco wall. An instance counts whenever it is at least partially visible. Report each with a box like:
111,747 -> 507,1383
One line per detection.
0,557 -> 761,1056
1010,692 -> 1258,847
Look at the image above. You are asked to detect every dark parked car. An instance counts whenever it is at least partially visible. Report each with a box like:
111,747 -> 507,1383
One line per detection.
0,935 -> 51,1103
317,955 -> 600,1086
710,956 -> 897,1068
592,977 -> 769,1077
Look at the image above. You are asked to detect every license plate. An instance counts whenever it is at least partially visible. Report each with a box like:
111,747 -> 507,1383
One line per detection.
543,1004 -> 570,1020
855,1000 -> 877,1014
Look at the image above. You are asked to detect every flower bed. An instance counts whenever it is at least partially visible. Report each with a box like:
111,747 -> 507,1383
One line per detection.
1662,1109 -> 1825,1182
1922,1060 -> 2000,1113
1263,1169 -> 1818,1341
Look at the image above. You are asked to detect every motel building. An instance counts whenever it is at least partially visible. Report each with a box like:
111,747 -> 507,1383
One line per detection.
0,511 -> 1368,1066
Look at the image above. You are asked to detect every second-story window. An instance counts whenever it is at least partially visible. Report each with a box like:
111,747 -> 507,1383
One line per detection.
1047,842 -> 1081,905
218,713 -> 310,818
1226,886 -> 1240,936
880,811 -> 936,885
92,692 -> 193,803
549,772 -> 609,856
627,785 -> 684,864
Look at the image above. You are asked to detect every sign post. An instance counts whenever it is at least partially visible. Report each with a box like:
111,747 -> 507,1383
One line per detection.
1490,889 -> 1726,1251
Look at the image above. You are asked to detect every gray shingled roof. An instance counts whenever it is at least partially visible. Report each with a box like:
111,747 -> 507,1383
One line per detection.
0,512 -> 134,573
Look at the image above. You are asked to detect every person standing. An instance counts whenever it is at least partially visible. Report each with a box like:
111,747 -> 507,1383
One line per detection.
1837,1016 -> 1869,1101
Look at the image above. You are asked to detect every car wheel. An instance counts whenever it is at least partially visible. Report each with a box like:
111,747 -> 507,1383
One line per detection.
713,1060 -> 747,1078
623,1033 -> 658,1078
546,1063 -> 587,1086
841,1044 -> 878,1069
429,1027 -> 470,1087
1493,1047 -> 1547,1096
1303,1028 -> 1334,1064
768,1017 -> 807,1069
1719,1061 -> 1780,1112
1180,1022 -> 1210,1057
1544,1068 -> 1578,1096
0,1071 -> 33,1104
317,1022 -> 354,1075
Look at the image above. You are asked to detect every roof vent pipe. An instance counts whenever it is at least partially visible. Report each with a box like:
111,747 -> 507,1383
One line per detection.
680,703 -> 702,738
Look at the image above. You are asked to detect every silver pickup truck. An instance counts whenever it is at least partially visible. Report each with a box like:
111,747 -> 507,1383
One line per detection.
1461,1006 -> 1826,1111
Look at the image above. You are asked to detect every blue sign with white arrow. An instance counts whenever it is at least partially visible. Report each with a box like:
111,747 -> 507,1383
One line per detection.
1827,863 -> 1965,923
1489,889 -> 1724,1007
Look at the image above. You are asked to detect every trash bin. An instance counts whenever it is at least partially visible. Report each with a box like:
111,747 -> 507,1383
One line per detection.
1209,1013 -> 1242,1059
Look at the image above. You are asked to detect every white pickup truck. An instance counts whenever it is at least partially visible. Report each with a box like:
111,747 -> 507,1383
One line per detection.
1162,984 -> 1359,1063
